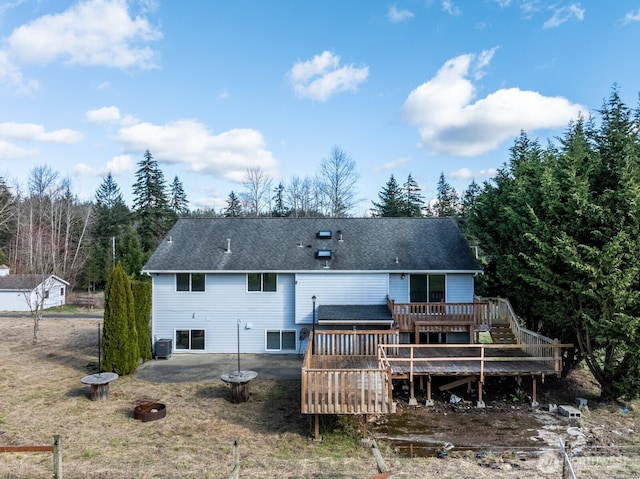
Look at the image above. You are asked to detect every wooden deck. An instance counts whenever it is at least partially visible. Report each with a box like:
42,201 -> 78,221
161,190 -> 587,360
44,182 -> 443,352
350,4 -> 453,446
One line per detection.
378,344 -> 559,378
301,298 -> 572,418
387,296 -> 490,333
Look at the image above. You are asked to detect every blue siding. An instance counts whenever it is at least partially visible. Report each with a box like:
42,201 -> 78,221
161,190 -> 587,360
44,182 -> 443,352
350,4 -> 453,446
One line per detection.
446,274 -> 475,302
294,273 -> 389,325
388,273 -> 408,303
151,273 -> 297,354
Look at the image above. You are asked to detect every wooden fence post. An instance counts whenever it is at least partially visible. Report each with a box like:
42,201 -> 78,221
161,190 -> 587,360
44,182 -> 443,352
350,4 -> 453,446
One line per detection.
229,437 -> 240,479
53,435 -> 62,479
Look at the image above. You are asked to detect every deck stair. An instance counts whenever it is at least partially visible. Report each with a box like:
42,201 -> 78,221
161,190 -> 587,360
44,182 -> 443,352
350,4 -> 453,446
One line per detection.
489,320 -> 518,345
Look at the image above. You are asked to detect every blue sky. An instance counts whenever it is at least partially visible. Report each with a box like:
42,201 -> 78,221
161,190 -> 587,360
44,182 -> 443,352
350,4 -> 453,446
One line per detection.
1,0 -> 639,214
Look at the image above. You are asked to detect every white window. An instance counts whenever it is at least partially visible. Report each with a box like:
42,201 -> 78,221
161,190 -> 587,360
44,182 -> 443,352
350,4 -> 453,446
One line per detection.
176,273 -> 205,292
176,329 -> 205,350
266,330 -> 296,351
247,273 -> 277,292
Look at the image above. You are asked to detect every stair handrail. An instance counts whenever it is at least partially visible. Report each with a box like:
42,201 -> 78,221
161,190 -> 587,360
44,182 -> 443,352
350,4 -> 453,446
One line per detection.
479,296 -> 562,373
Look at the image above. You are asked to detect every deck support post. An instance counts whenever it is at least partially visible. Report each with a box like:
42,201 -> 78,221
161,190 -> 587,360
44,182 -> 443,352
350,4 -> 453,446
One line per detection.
425,376 -> 434,407
531,376 -> 539,407
408,381 -> 417,406
476,378 -> 485,408
314,414 -> 321,441
362,414 -> 368,438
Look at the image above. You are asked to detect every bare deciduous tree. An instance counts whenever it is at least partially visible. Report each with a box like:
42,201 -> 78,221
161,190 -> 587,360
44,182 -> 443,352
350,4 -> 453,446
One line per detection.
318,146 -> 360,217
241,166 -> 273,216
9,167 -> 91,342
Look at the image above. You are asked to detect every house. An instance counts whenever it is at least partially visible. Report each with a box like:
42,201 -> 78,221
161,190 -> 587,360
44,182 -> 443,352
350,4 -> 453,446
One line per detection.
141,217 -> 483,355
0,265 -> 69,312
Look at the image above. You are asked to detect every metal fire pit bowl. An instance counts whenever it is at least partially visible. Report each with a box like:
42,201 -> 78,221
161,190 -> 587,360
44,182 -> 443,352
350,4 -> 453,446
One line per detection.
134,401 -> 167,422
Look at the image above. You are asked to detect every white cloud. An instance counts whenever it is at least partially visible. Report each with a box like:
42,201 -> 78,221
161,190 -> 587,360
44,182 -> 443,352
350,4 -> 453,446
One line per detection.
0,51 -> 39,93
401,50 -> 585,157
86,105 -> 138,126
0,121 -> 82,143
114,118 -> 279,182
543,3 -> 585,29
86,106 -> 122,124
2,0 -> 161,91
372,156 -> 411,173
623,9 -> 640,24
442,0 -> 461,16
388,6 -> 414,23
0,138 -> 32,158
450,167 -> 497,181
73,154 -> 133,178
288,51 -> 369,102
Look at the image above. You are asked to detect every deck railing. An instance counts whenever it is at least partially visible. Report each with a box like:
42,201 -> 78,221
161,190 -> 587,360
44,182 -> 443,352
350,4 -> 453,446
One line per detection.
301,333 -> 393,414
313,329 -> 399,356
387,296 -> 490,332
378,342 -> 565,378
483,296 -> 564,375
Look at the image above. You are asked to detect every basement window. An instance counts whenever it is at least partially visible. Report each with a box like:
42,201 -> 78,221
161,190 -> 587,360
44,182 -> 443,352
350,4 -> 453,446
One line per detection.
266,330 -> 296,351
176,329 -> 205,350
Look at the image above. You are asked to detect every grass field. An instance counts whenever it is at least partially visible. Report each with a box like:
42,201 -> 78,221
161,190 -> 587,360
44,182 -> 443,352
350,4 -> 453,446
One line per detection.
1,314 -> 639,478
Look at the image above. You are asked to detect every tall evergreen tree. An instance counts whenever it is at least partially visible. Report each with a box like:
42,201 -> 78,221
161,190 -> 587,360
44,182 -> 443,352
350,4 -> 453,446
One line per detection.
102,262 -> 139,375
469,90 -> 640,399
371,174 -> 405,217
118,223 -> 145,278
402,173 -> 424,217
224,191 -> 243,217
433,172 -> 460,217
169,175 -> 189,216
272,182 -> 288,217
132,149 -> 172,252
88,173 -> 130,287
132,280 -> 153,362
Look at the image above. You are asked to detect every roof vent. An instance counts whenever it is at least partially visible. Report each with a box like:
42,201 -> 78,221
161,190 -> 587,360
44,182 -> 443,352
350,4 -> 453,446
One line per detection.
225,238 -> 231,253
316,249 -> 331,259
317,230 -> 332,239
168,236 -> 173,243
323,260 -> 330,269
337,230 -> 344,242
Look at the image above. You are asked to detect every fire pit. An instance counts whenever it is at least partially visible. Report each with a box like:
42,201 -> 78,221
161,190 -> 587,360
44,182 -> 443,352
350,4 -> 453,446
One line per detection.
134,402 -> 166,422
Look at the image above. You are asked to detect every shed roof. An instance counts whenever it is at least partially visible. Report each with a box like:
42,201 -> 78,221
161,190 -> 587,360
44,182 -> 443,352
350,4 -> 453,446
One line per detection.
0,274 -> 69,291
142,217 -> 482,273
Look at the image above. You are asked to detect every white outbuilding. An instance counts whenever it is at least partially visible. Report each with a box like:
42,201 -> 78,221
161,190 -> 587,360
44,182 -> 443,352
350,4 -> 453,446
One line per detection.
0,265 -> 69,312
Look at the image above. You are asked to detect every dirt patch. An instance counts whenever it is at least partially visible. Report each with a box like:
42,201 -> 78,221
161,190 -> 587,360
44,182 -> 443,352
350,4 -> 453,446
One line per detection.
1,316 -> 639,478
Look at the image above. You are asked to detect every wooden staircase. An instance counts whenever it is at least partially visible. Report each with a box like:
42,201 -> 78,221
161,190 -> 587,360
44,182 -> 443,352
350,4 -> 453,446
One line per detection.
489,321 -> 518,344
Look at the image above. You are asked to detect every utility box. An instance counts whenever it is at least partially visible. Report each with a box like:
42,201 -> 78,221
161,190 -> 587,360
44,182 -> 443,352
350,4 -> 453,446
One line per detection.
154,339 -> 172,359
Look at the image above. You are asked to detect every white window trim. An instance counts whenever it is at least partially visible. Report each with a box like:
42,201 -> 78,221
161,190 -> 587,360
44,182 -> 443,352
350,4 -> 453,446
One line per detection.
265,329 -> 296,352
247,273 -> 278,293
176,273 -> 206,292
174,328 -> 206,351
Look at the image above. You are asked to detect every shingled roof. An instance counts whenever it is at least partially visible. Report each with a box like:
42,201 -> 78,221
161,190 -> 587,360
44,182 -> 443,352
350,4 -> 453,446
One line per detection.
0,274 -> 68,291
142,217 -> 482,273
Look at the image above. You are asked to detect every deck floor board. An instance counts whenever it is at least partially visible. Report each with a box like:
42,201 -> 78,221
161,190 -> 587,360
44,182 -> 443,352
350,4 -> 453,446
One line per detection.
307,347 -> 556,377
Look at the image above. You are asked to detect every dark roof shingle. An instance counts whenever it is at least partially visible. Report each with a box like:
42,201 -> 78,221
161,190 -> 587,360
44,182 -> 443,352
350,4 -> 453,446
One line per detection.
142,217 -> 482,273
